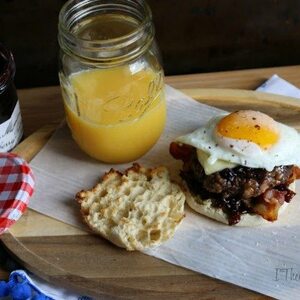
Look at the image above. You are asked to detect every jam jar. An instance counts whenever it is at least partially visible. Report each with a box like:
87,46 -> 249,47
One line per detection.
0,44 -> 23,152
58,0 -> 165,164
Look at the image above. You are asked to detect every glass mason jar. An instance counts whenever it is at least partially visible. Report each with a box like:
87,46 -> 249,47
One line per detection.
58,0 -> 166,163
0,44 -> 23,152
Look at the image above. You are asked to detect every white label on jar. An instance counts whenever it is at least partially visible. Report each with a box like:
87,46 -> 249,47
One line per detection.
0,101 -> 23,152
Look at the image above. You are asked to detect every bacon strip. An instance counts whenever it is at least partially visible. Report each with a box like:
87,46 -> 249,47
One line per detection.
294,166 -> 300,178
253,187 -> 295,221
292,166 -> 300,180
288,166 -> 300,184
169,142 -> 193,162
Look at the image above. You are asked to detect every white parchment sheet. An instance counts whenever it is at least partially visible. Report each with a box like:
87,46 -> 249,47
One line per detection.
29,85 -> 300,300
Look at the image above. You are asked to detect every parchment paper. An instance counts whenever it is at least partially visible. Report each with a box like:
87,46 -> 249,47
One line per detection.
29,85 -> 300,299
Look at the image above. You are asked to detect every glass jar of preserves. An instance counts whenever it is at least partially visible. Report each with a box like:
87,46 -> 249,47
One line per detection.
0,44 -> 23,152
58,0 -> 165,163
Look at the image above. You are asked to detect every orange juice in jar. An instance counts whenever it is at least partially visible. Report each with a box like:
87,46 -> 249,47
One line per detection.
58,0 -> 165,163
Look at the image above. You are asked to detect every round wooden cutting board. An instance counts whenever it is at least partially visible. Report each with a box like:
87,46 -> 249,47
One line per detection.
2,89 -> 300,299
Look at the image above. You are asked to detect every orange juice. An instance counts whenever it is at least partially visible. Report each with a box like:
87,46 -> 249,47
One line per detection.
63,65 -> 165,163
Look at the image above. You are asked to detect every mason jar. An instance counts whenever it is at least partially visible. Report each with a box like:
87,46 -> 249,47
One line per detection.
0,44 -> 23,152
58,0 -> 165,163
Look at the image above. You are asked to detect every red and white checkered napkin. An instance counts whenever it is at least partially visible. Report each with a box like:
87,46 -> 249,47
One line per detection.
0,153 -> 34,234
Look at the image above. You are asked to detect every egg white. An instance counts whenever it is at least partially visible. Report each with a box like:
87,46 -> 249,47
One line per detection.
176,114 -> 300,171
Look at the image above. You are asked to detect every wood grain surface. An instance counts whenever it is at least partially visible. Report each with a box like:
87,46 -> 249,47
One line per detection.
3,83 -> 300,298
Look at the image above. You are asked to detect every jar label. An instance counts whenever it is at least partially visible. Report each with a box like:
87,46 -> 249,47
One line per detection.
0,101 -> 23,151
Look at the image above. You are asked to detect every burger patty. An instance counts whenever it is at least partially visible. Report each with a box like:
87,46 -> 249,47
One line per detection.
170,143 -> 297,225
182,151 -> 293,200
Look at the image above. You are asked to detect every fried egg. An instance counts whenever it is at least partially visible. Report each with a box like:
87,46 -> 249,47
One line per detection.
176,110 -> 300,171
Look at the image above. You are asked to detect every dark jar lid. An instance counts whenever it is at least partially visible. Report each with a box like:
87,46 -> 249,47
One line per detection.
0,44 -> 16,94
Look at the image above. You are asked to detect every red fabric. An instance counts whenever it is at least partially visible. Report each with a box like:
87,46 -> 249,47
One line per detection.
0,153 -> 34,234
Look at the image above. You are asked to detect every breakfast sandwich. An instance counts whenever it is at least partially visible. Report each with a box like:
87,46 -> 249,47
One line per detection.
170,110 -> 300,226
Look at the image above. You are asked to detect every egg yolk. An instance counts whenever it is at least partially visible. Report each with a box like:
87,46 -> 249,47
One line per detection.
216,110 -> 279,149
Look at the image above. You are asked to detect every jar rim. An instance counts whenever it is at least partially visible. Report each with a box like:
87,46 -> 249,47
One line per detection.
58,0 -> 154,63
0,44 -> 15,93
59,0 -> 152,44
